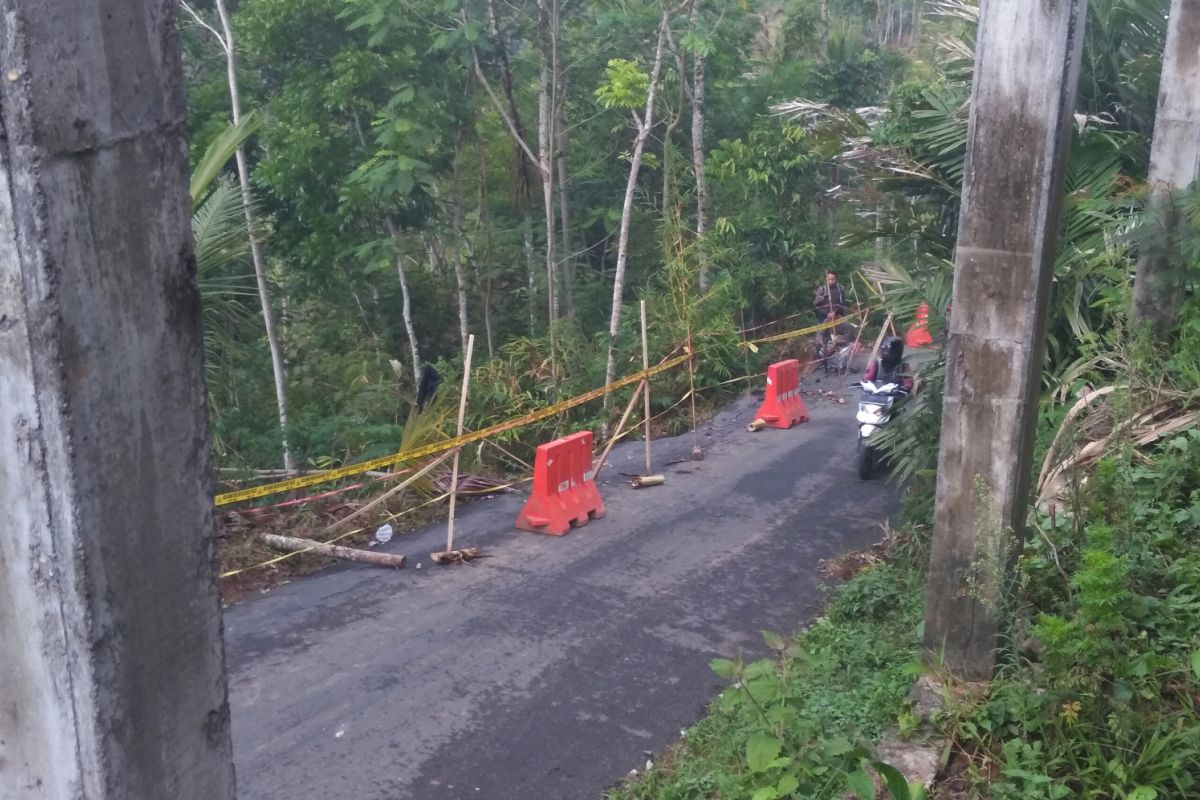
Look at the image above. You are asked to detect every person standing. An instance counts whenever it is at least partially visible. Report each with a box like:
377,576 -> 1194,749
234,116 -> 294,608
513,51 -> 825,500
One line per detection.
813,270 -> 846,323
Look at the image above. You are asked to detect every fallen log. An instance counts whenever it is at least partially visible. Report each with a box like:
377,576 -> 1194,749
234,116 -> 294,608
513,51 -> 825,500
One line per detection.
261,533 -> 407,569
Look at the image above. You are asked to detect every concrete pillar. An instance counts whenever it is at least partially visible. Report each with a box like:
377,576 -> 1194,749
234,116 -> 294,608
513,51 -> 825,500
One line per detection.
0,2 -> 236,798
1131,0 -> 1200,336
923,0 -> 1087,680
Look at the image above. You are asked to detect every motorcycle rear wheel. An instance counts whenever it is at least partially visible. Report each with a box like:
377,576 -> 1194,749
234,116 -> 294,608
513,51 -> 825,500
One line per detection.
857,442 -> 875,481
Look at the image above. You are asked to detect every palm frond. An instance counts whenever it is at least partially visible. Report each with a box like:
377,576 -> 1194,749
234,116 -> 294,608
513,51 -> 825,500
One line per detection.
191,113 -> 262,205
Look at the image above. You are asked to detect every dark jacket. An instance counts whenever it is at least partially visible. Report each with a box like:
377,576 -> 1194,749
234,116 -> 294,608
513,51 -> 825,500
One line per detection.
864,359 -> 914,393
814,284 -> 846,319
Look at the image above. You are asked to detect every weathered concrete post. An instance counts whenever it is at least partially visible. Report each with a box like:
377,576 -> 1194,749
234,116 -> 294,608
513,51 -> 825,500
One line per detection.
0,3 -> 236,798
1131,0 -> 1200,336
923,0 -> 1087,680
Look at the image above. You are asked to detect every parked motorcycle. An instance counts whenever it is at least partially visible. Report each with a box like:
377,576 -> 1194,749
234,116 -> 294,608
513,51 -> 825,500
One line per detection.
813,327 -> 858,376
852,378 -> 910,480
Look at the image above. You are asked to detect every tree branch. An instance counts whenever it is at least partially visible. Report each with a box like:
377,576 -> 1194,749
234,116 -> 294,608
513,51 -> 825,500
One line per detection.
472,48 -> 546,177
179,0 -> 229,53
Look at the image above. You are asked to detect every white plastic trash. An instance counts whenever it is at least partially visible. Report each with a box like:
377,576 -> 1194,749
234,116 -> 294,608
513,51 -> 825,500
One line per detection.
374,523 -> 394,544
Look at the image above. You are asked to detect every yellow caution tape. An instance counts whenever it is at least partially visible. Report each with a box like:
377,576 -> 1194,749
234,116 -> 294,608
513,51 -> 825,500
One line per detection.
215,353 -> 691,506
743,312 -> 864,349
217,308 -> 873,507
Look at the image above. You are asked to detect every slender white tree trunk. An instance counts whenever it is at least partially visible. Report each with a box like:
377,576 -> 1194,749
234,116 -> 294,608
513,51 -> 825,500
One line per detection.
537,0 -> 560,381
691,2 -> 710,290
450,128 -> 470,351
556,83 -> 576,319
820,0 -> 830,57
523,214 -> 536,334
213,0 -> 294,472
385,221 -> 422,387
604,14 -> 671,398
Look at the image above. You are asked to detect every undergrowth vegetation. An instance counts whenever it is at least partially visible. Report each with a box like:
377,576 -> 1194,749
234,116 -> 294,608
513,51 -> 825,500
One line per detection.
606,563 -> 925,800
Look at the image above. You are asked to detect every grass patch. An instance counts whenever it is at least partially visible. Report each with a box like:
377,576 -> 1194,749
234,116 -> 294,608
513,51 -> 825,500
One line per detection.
607,562 -> 925,800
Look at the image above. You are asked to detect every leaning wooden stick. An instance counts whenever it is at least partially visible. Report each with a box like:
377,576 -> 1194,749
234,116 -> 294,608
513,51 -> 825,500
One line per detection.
866,312 -> 894,370
262,534 -> 407,568
593,380 -> 645,478
443,334 -> 475,557
319,448 -> 458,534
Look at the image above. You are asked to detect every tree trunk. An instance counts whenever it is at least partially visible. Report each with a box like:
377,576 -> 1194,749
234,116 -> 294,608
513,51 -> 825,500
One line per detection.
450,127 -> 470,352
691,2 -> 711,291
386,220 -> 422,387
820,0 -> 830,58
214,0 -> 294,473
523,213 -> 536,335
262,534 -> 407,568
662,43 -> 685,212
478,0 -> 544,338
476,134 -> 497,358
556,84 -> 576,319
604,13 -> 671,399
537,0 -> 560,382
1131,0 -> 1200,337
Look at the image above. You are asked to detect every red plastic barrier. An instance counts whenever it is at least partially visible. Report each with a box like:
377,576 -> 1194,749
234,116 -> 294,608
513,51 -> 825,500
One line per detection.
752,359 -> 809,429
905,303 -> 934,349
516,430 -> 606,535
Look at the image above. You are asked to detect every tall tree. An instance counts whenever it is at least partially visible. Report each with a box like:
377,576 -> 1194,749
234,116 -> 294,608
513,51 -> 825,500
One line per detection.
1131,0 -> 1200,336
601,10 -> 672,395
183,0 -> 296,473
451,125 -> 471,352
689,0 -> 712,289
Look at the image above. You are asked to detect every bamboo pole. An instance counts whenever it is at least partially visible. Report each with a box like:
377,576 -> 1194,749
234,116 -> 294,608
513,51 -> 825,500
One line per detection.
445,334 -> 475,554
640,300 -> 652,475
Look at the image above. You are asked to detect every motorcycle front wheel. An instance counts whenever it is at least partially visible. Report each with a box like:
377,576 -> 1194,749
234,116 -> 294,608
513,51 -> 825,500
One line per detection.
857,442 -> 875,481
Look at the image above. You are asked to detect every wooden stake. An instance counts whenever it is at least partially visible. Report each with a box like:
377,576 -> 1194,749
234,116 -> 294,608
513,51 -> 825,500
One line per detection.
262,534 -> 407,568
446,334 -> 475,554
640,300 -> 652,475
866,312 -> 893,370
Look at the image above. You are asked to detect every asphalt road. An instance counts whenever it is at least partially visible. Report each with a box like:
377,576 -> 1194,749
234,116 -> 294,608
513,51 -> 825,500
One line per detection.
225,384 -> 902,800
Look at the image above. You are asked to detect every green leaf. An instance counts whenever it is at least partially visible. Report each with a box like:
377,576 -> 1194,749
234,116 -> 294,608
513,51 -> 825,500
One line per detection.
1129,788 -> 1157,800
747,734 -> 783,773
751,789 -> 778,800
744,659 -> 776,680
776,773 -> 800,796
873,762 -> 913,800
710,658 -> 736,679
762,630 -> 786,651
1191,650 -> 1200,682
846,767 -> 876,800
824,737 -> 854,757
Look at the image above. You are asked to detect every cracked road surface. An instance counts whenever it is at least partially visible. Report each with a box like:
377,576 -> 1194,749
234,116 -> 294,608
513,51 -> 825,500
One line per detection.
226,388 -> 901,800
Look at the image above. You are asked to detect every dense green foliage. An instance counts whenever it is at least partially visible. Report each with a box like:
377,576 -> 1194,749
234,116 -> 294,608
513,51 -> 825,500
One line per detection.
181,0 -> 912,471
187,0 -> 1200,795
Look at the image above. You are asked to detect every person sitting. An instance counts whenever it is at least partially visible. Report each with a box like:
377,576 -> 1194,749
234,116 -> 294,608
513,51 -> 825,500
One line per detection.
863,336 -> 914,393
